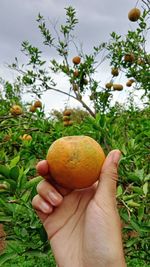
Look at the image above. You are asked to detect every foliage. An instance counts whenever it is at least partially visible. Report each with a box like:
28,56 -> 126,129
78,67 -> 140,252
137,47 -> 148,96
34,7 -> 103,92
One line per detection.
3,1 -> 148,116
0,1 -> 150,266
0,92 -> 149,265
107,0 -> 150,99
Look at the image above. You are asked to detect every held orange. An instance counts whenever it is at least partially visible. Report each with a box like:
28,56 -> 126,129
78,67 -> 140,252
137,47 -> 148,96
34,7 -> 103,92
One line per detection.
46,136 -> 105,189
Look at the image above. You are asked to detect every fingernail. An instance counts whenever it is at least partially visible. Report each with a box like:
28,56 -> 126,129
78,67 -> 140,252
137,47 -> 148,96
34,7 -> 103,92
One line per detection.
112,150 -> 121,164
48,191 -> 63,205
40,201 -> 51,213
108,150 -> 121,164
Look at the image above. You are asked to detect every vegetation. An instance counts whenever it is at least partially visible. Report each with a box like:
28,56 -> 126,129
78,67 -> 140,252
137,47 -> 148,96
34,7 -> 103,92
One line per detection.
0,1 -> 149,266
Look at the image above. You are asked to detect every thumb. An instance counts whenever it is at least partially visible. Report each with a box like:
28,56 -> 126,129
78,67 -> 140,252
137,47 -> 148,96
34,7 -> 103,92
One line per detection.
95,150 -> 121,206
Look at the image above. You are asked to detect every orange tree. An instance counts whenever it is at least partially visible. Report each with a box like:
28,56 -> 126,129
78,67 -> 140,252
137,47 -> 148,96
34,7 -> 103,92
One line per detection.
0,1 -> 150,266
0,87 -> 150,267
5,1 -> 149,116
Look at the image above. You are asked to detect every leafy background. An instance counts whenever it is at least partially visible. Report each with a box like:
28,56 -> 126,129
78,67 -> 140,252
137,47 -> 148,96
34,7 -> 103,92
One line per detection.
0,1 -> 150,266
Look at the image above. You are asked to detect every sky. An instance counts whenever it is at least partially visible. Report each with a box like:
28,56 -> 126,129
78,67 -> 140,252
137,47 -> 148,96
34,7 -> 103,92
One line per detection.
0,0 -> 149,113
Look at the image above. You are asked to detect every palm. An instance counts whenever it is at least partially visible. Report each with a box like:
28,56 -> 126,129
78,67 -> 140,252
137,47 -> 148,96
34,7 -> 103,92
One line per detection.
41,185 -> 121,267
33,151 -> 126,267
42,186 -> 95,266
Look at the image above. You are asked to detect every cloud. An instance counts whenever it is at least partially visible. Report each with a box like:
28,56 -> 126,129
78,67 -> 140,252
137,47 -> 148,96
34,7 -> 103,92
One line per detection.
0,0 -> 149,112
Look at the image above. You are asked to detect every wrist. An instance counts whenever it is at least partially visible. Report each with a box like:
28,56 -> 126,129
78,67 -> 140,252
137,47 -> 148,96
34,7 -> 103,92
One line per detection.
107,257 -> 126,267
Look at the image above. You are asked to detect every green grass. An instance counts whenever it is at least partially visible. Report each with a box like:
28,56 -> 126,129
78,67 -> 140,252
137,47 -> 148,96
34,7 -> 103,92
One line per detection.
126,257 -> 149,267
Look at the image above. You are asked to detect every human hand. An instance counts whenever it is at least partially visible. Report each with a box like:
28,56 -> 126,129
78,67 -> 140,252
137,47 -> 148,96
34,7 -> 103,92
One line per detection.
32,150 -> 126,267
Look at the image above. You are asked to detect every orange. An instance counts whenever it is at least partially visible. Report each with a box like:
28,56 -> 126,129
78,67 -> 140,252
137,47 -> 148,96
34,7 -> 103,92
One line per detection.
137,58 -> 145,65
126,80 -> 132,87
113,84 -> 123,91
124,53 -> 135,63
10,105 -> 23,116
128,8 -> 141,22
63,116 -> 71,121
63,120 -> 73,127
34,100 -> 42,108
63,109 -> 72,116
111,68 -> 119,76
73,70 -> 79,77
29,105 -> 36,113
46,136 -> 105,189
105,82 -> 113,89
22,134 -> 32,141
129,78 -> 135,83
72,56 -> 81,65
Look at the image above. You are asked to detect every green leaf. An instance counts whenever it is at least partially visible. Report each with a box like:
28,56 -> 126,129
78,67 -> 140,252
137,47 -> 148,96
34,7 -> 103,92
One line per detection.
0,165 -> 10,179
126,200 -> 140,208
25,176 -> 43,189
0,215 -> 12,222
21,190 -> 31,202
9,155 -> 20,168
126,238 -> 138,248
144,173 -> 150,182
143,182 -> 149,195
0,252 -> 18,265
138,205 -> 145,223
116,185 -> 123,197
130,219 -> 141,232
130,186 -> 143,194
38,226 -> 48,242
123,194 -> 138,201
9,166 -> 20,180
134,169 -> 144,181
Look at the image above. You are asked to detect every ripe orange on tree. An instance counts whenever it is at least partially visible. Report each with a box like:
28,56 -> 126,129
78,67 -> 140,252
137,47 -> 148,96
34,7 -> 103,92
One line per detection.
63,109 -> 72,116
46,136 -> 105,189
73,70 -> 79,77
22,134 -> 32,141
10,105 -> 23,116
72,56 -> 81,65
126,79 -> 135,87
128,8 -> 141,22
113,84 -> 123,91
63,120 -> 73,127
29,105 -> 36,113
105,82 -> 113,89
63,116 -> 71,121
34,100 -> 42,108
126,80 -> 132,87
124,53 -> 135,63
111,68 -> 119,76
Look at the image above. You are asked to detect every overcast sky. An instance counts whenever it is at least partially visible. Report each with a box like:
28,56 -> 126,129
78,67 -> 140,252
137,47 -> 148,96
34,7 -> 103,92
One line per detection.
0,0 -> 149,113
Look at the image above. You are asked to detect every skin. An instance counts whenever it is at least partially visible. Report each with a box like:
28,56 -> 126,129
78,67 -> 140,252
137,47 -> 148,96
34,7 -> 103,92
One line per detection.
32,150 -> 126,267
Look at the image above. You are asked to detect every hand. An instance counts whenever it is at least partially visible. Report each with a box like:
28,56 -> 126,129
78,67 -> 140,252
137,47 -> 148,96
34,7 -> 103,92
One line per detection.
32,150 -> 126,267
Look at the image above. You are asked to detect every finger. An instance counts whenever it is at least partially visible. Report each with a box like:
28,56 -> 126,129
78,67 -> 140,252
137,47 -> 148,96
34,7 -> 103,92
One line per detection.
32,194 -> 53,214
37,180 -> 63,206
35,210 -> 49,224
36,160 -> 50,180
95,150 -> 121,206
36,160 -> 72,196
